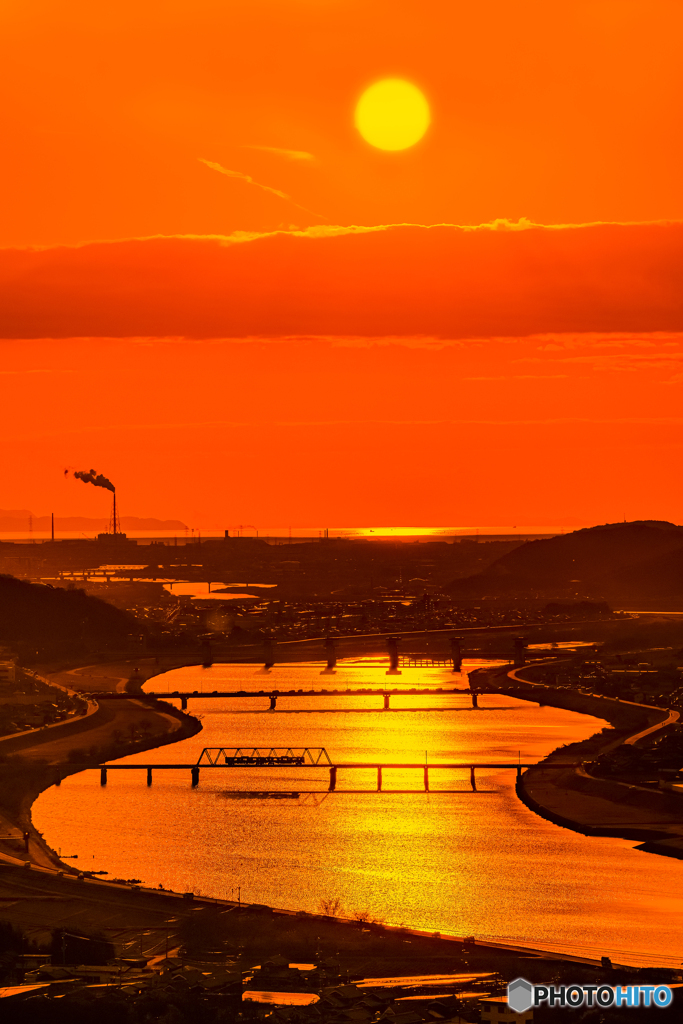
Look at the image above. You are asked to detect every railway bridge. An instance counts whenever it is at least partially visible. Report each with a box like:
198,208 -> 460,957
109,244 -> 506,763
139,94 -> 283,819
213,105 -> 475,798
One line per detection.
67,748 -> 577,794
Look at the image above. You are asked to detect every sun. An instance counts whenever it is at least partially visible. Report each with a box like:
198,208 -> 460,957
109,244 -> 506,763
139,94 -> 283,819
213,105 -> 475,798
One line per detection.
355,78 -> 430,151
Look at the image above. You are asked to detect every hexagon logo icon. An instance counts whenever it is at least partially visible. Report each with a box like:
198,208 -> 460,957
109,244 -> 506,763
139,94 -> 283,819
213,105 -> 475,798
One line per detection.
508,977 -> 534,1013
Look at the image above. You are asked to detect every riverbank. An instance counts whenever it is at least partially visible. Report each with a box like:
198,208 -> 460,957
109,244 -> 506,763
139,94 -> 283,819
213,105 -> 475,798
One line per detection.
0,652 -> 224,968
0,654 -> 204,869
2,650 -> 682,976
489,664 -> 683,859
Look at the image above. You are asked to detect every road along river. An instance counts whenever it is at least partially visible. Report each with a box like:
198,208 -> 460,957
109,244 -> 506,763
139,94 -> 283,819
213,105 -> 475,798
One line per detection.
34,660 -> 683,967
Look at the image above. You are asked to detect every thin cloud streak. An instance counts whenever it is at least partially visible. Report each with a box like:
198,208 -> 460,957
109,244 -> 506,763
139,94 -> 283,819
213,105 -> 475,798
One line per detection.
198,158 -> 323,219
16,218 -> 678,253
199,158 -> 291,201
242,145 -> 314,161
464,374 -> 570,381
0,368 -> 68,375
521,353 -> 683,369
18,415 -> 683,441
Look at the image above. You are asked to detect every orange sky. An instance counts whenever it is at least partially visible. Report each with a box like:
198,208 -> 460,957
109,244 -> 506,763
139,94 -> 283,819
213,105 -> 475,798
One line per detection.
2,1 -> 683,529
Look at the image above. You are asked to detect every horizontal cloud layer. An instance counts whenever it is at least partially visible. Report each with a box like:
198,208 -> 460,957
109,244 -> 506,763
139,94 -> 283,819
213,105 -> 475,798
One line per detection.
2,221 -> 683,339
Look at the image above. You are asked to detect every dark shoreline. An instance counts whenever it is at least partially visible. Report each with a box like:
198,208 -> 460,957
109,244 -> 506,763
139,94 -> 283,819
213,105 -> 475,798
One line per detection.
487,666 -> 683,859
0,654 -> 205,870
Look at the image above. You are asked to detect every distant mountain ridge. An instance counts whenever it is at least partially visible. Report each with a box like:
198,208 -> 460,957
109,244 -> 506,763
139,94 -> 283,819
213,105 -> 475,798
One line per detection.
0,510 -> 188,532
447,521 -> 683,608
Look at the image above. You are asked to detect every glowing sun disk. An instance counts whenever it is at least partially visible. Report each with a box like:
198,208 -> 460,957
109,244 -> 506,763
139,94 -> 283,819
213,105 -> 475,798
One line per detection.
355,79 -> 430,151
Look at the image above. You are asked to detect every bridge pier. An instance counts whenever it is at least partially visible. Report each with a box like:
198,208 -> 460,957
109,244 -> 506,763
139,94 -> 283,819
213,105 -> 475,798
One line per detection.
470,766 -> 477,792
514,637 -> 527,668
471,692 -> 478,709
264,638 -> 276,670
328,766 -> 337,791
386,636 -> 402,675
147,767 -> 153,787
424,766 -> 429,792
100,768 -> 107,786
269,695 -> 277,710
180,696 -> 188,710
324,637 -> 337,671
383,693 -> 390,710
191,767 -> 200,788
450,637 -> 463,672
377,766 -> 383,792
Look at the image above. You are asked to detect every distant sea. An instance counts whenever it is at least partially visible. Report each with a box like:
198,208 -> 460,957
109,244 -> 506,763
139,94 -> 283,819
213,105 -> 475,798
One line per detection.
1,525 -> 575,544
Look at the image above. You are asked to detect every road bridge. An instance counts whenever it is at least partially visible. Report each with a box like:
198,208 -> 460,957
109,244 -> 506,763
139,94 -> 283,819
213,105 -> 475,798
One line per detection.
84,686 -> 485,710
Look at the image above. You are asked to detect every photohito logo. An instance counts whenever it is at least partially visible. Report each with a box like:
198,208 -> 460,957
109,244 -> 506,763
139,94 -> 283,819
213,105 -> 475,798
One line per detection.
507,977 -> 673,1012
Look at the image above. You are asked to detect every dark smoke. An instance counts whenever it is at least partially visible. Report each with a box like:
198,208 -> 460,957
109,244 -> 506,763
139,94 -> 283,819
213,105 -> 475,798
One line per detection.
74,469 -> 115,492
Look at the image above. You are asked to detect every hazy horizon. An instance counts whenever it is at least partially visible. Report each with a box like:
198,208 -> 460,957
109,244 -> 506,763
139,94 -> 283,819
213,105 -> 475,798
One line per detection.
2,517 -> 672,542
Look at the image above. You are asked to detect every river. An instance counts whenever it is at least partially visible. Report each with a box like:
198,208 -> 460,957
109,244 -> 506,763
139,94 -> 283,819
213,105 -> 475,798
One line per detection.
33,660 -> 683,967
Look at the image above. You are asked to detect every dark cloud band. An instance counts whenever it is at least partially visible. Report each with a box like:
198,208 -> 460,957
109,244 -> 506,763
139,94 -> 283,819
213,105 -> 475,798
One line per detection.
1,222 -> 682,339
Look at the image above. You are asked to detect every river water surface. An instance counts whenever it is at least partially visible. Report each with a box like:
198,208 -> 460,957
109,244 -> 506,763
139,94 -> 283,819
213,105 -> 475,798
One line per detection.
34,660 -> 683,967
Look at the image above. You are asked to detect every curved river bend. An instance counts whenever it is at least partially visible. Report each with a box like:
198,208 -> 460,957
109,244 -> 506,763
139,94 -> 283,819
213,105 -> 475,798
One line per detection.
35,661 -> 683,967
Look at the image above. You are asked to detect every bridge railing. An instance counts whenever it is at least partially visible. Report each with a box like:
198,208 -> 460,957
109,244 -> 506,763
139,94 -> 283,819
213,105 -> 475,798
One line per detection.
196,746 -> 332,767
398,657 -> 454,667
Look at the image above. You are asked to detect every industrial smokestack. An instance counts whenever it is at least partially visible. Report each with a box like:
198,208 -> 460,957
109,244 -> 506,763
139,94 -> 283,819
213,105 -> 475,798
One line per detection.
110,492 -> 120,537
73,468 -> 120,539
73,469 -> 115,492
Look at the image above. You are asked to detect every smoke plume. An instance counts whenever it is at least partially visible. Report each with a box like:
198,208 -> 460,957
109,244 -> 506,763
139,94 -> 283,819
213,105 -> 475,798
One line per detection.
74,469 -> 115,492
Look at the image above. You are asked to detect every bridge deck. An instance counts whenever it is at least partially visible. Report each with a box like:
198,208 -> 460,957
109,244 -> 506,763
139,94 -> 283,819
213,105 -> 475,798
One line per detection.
74,761 -> 576,770
76,760 -> 576,792
86,688 -> 475,698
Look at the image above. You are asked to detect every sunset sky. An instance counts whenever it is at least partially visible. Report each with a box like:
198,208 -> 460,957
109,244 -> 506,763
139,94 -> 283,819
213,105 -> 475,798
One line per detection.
2,1 -> 683,531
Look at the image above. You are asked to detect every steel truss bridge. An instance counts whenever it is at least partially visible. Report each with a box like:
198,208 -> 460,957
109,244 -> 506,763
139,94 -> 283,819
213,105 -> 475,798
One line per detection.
197,747 -> 332,767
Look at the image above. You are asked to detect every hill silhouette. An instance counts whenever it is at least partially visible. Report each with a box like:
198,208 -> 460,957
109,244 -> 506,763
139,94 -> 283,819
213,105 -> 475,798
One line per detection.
447,521 -> 683,608
0,575 -> 142,658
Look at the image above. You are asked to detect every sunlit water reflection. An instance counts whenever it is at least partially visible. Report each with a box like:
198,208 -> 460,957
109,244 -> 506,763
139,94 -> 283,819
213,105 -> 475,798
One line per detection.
34,661 -> 683,966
